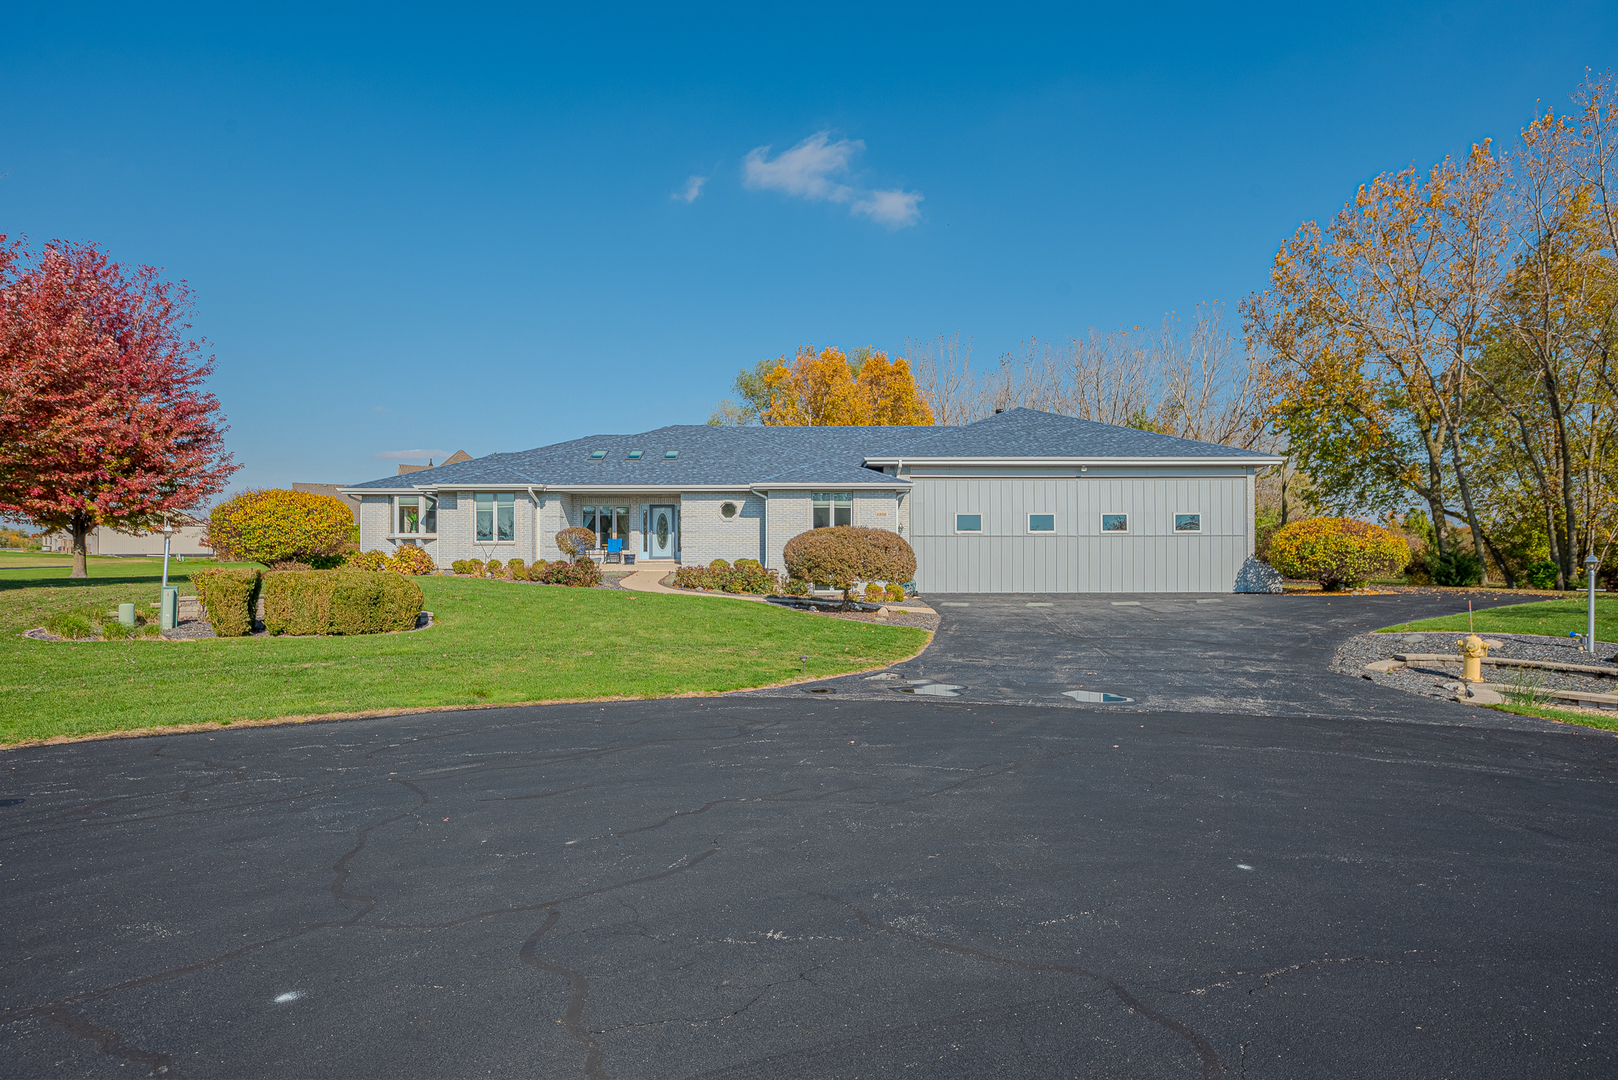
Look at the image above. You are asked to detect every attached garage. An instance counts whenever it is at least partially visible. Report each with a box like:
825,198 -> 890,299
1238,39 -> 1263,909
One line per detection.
864,411 -> 1282,595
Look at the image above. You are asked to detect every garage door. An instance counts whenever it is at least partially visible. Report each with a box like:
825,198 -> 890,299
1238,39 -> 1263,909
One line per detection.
908,475 -> 1250,593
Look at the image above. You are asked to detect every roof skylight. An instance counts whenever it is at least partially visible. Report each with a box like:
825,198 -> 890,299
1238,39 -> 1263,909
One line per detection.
664,450 -> 679,459
627,450 -> 645,459
589,449 -> 606,460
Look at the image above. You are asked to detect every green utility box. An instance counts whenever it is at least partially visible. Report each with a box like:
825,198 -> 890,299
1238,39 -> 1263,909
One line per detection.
160,586 -> 179,630
118,603 -> 136,627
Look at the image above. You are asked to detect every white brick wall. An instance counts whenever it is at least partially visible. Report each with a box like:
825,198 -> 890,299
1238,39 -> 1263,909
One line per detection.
679,492 -> 765,566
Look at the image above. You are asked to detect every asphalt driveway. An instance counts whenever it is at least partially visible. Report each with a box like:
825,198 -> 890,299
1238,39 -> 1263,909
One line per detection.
3,592 -> 1616,1078
774,590 -> 1558,725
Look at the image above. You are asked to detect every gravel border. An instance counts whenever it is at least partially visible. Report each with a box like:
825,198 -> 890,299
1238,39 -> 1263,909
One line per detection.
1334,630 -> 1618,706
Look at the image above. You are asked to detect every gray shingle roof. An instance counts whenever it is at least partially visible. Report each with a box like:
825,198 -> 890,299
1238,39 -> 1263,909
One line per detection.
344,408 -> 1269,490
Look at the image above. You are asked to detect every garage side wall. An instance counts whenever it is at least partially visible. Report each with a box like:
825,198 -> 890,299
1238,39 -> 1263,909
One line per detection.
909,473 -> 1251,593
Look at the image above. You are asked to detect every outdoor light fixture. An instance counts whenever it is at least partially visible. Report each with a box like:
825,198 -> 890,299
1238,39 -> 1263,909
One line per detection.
1587,553 -> 1600,655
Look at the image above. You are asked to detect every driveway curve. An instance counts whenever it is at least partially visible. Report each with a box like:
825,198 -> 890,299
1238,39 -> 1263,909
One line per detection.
3,591 -> 1615,1079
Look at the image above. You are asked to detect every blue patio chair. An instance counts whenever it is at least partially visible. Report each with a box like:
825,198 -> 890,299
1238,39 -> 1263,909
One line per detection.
606,538 -> 624,564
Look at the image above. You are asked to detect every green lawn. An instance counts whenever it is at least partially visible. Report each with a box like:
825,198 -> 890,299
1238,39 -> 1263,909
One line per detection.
1377,596 -> 1618,641
0,555 -> 929,746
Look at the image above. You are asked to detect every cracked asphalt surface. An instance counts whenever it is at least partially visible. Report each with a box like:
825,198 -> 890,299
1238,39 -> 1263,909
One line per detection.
4,592 -> 1617,1078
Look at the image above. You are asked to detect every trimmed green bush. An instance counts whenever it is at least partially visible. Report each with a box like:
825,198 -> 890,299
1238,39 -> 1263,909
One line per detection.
1523,559 -> 1561,589
783,526 -> 918,605
262,570 -> 424,636
1266,517 -> 1409,591
193,568 -> 262,637
451,560 -> 469,575
864,583 -> 885,602
734,558 -> 762,569
884,583 -> 905,602
709,559 -> 731,570
468,559 -> 485,576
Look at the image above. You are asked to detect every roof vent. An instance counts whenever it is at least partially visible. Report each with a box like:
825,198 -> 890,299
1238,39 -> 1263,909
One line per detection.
994,407 -> 1004,414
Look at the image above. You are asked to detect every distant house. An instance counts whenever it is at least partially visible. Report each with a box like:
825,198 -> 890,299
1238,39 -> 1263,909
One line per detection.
342,411 -> 1282,593
395,450 -> 472,477
41,514 -> 214,557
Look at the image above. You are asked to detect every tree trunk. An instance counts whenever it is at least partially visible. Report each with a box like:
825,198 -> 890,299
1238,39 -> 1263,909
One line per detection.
69,512 -> 91,578
1446,429 -> 1492,584
1421,433 -> 1448,557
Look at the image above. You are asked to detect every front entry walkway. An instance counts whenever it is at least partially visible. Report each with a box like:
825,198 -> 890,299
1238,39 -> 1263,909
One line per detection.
618,568 -> 769,603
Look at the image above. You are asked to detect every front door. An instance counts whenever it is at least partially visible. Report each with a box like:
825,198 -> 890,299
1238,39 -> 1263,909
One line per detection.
647,504 -> 677,559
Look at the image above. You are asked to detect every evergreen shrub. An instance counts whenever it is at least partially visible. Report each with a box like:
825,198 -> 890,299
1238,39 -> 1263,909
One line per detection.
709,559 -> 731,570
1431,549 -> 1484,588
193,568 -> 262,637
1523,559 -> 1561,589
885,583 -> 905,602
864,583 -> 885,602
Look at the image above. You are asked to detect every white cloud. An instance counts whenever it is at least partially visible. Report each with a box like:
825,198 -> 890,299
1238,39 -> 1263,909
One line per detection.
673,175 -> 707,203
743,131 -> 921,228
374,448 -> 450,461
853,188 -> 924,228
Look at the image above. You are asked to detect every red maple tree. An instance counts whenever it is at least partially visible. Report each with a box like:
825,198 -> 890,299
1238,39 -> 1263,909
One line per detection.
0,237 -> 239,577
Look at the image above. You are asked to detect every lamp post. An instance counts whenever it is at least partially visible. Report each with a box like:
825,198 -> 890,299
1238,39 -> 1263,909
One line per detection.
161,518 -> 173,592
1587,553 -> 1600,655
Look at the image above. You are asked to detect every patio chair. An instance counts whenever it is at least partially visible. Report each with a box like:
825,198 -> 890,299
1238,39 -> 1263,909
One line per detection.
605,538 -> 624,564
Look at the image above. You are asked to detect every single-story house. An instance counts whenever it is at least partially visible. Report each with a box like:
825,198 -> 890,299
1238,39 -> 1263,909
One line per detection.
342,408 -> 1283,593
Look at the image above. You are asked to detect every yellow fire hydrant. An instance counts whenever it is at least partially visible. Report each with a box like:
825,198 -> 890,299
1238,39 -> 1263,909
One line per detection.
1456,634 -> 1488,682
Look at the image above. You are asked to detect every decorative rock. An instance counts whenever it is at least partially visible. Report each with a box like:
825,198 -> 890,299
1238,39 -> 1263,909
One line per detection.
1234,556 -> 1284,594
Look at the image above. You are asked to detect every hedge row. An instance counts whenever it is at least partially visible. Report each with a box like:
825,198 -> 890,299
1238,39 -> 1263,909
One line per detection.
192,568 -> 262,637
346,547 -> 434,574
449,557 -> 601,587
263,570 -> 424,636
674,559 -> 778,594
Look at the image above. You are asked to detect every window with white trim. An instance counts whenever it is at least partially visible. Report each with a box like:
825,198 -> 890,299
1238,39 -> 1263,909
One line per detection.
1028,513 -> 1055,533
395,495 -> 437,536
812,492 -> 852,528
955,514 -> 983,533
1174,513 -> 1201,532
1102,514 -> 1128,533
476,493 -> 515,542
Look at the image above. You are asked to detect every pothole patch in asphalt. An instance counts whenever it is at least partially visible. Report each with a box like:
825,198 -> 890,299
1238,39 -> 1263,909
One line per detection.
894,683 -> 966,697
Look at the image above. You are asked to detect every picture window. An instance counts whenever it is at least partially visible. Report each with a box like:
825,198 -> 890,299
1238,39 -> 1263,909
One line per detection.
476,492 -> 515,542
812,492 -> 852,528
1028,514 -> 1055,533
395,495 -> 437,536
581,505 -> 631,546
1174,513 -> 1202,532
955,514 -> 983,533
1102,514 -> 1128,533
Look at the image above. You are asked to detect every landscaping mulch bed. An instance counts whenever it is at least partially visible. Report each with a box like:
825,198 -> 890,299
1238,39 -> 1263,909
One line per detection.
1334,630 -> 1618,705
24,611 -> 436,642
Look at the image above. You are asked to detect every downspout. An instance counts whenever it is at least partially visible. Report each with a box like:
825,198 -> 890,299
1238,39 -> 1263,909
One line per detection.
749,487 -> 769,567
526,485 -> 546,562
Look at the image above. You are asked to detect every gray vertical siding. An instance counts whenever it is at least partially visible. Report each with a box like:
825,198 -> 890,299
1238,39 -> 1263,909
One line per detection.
910,473 -> 1252,593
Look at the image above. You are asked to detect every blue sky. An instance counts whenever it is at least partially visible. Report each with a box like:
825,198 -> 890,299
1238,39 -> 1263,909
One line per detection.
3,2 -> 1614,494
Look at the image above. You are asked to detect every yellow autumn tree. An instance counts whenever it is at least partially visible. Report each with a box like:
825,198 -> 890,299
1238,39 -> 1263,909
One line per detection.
711,346 -> 935,426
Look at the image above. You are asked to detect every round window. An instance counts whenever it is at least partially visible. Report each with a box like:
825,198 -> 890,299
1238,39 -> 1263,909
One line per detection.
720,502 -> 738,519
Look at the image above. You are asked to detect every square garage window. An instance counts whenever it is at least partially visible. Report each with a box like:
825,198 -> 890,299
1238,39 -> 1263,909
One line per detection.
1101,513 -> 1128,533
1028,514 -> 1056,533
955,514 -> 982,533
1174,513 -> 1202,532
